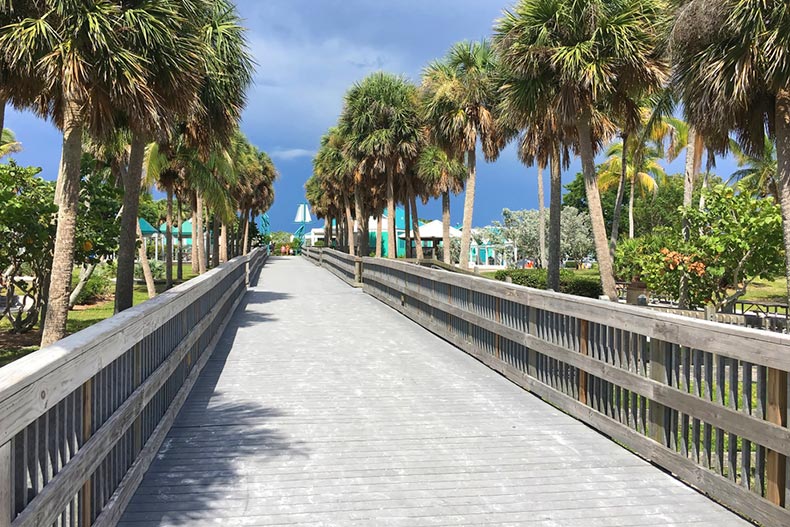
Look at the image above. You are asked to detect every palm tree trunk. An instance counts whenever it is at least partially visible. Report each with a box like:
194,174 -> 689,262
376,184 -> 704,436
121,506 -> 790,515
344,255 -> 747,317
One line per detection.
165,186 -> 173,289
0,100 -> 5,137
537,163 -> 547,269
212,214 -> 220,267
409,190 -> 424,260
113,135 -> 146,315
386,167 -> 396,259
190,192 -> 199,273
196,195 -> 207,274
404,195 -> 411,258
628,179 -> 636,239
137,222 -> 156,299
177,197 -> 183,281
699,172 -> 709,210
679,127 -> 699,308
442,191 -> 451,264
577,109 -> 618,301
242,209 -> 251,256
68,263 -> 97,309
376,216 -> 383,258
41,101 -> 83,346
775,89 -> 790,308
459,148 -> 477,270
220,222 -> 229,263
548,145 -> 562,291
343,193 -> 356,256
609,133 -> 629,257
360,210 -> 370,257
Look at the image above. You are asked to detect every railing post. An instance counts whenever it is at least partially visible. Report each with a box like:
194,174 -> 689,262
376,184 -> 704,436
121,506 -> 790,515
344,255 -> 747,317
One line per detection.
81,378 -> 93,526
0,441 -> 10,527
579,319 -> 589,406
354,257 -> 363,285
649,338 -> 669,446
766,367 -> 787,507
527,307 -> 538,378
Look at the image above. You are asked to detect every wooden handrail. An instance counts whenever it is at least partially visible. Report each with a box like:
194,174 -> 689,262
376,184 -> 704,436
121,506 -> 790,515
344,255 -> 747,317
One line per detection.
0,248 -> 268,527
359,256 -> 790,526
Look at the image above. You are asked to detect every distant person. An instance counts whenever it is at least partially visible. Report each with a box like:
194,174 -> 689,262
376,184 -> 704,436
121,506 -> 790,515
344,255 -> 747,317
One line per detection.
280,245 -> 286,256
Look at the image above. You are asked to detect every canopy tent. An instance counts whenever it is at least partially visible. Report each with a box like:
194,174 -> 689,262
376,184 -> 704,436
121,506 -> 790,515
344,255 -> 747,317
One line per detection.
399,220 -> 461,240
158,220 -> 193,238
138,218 -> 158,237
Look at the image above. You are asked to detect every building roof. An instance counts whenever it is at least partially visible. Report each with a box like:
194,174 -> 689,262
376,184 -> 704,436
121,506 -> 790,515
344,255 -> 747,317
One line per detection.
399,220 -> 461,240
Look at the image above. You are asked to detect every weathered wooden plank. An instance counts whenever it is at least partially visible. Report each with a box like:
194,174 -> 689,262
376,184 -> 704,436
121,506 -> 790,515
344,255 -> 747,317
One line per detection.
367,274 -> 790,457
93,285 -> 247,527
366,284 -> 786,527
7,273 -> 246,527
361,258 -> 790,370
0,441 -> 10,527
0,251 -> 257,446
766,368 -> 787,507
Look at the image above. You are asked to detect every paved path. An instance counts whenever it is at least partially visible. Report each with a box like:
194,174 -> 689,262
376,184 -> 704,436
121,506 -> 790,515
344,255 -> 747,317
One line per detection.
119,257 -> 751,526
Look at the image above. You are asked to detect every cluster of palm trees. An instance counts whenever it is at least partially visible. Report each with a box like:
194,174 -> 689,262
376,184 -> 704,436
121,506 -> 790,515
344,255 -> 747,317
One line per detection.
308,0 -> 790,305
0,1 -> 276,346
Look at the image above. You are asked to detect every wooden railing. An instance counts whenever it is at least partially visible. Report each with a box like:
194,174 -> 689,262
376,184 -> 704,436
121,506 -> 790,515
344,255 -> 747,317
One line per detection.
314,249 -> 361,287
0,248 -> 268,527
302,251 -> 787,526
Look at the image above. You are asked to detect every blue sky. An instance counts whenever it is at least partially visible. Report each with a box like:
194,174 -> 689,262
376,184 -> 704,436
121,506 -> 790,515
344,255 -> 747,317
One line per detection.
5,0 -> 737,234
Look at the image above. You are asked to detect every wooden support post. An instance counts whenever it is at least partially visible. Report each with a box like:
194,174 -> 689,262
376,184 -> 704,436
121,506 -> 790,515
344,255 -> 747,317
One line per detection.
133,347 -> 142,456
0,441 -> 11,527
649,339 -> 668,446
766,367 -> 787,507
81,378 -> 93,526
495,297 -> 501,360
354,258 -> 362,285
527,307 -> 538,378
579,320 -> 589,406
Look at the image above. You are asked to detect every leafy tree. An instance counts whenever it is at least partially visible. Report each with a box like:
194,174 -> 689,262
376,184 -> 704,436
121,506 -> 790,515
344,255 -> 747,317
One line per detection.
671,0 -> 790,305
563,171 -> 624,234
560,207 -> 595,264
0,162 -> 56,333
616,185 -> 785,310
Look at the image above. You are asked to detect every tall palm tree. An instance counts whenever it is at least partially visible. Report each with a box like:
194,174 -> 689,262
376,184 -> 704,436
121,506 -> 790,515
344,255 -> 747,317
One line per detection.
341,73 -> 423,259
494,0 -> 668,300
598,142 -> 664,239
0,1 -> 205,344
671,0 -> 790,305
314,127 -> 357,256
423,41 -> 504,269
417,146 -> 466,263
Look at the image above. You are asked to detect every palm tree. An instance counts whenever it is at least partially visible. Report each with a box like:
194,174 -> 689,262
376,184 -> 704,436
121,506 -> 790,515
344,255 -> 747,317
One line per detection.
671,0 -> 790,305
728,137 -> 778,199
0,128 -> 21,158
314,127 -> 357,256
417,146 -> 466,263
0,1 -> 204,344
341,73 -> 422,259
598,142 -> 665,239
423,41 -> 503,269
494,0 -> 668,300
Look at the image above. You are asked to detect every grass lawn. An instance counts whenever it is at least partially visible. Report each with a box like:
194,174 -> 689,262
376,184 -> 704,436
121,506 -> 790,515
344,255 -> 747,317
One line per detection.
0,274 -> 195,367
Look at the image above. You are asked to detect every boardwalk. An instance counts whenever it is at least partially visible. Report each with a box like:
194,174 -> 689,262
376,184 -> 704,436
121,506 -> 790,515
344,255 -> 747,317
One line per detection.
118,256 -> 751,526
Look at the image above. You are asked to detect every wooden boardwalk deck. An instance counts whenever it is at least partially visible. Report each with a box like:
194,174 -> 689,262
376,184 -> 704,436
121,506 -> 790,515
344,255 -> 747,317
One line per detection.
118,257 -> 752,526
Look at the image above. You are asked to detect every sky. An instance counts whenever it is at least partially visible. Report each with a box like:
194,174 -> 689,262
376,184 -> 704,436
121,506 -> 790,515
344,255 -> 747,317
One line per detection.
4,0 -> 739,234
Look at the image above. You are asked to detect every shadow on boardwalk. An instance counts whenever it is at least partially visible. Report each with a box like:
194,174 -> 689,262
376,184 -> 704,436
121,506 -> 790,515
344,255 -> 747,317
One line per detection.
119,288 -> 309,526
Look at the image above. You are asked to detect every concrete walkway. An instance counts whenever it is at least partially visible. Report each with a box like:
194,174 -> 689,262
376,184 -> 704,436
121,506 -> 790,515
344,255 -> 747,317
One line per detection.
119,256 -> 751,526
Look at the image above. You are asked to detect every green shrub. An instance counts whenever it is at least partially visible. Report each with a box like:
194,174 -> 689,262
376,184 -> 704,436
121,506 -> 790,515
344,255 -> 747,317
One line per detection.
564,260 -> 579,269
562,276 -> 603,299
494,269 -> 602,299
75,265 -> 112,305
135,260 -> 165,280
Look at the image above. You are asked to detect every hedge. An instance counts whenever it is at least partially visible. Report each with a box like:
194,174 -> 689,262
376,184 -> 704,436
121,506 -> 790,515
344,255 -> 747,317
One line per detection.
493,268 -> 603,299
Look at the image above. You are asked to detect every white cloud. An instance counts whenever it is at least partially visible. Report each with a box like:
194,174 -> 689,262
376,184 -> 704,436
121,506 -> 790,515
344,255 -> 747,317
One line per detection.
269,148 -> 316,161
